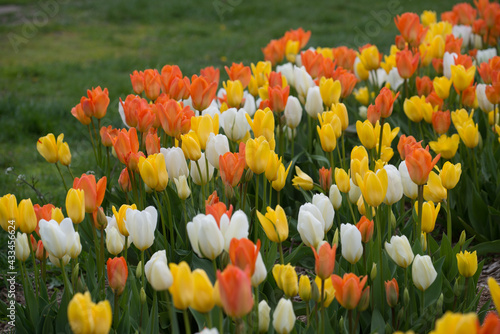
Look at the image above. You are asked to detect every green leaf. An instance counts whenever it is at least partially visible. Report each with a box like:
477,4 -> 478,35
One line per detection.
471,239 -> 500,256
370,309 -> 385,334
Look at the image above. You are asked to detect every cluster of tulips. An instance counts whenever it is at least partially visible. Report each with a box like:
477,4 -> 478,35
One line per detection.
3,0 -> 500,333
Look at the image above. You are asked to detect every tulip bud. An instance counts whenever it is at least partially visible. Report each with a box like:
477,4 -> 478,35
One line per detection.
245,168 -> 254,183
385,235 -> 414,268
458,230 -> 466,248
94,207 -> 107,230
332,228 -> 339,248
404,288 -> 410,307
107,257 -> 128,296
340,223 -> 363,264
173,176 -> 191,200
456,250 -> 478,278
389,210 -> 396,230
453,279 -> 462,296
15,232 -> 30,262
51,207 -> 64,223
329,185 -> 342,210
140,287 -> 147,304
421,232 -> 427,251
136,261 -> 142,278
311,279 -> 320,302
66,188 -> 85,225
370,263 -> 377,281
412,254 -> 437,291
118,168 -> 132,192
259,300 -> 271,333
273,298 -> 296,334
339,317 -> 344,331
436,293 -> 443,315
357,286 -> 370,311
72,263 -> 80,286
385,278 -> 399,308
299,275 -> 312,302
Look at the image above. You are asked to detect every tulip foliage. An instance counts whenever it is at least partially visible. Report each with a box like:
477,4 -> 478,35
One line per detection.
4,2 -> 500,334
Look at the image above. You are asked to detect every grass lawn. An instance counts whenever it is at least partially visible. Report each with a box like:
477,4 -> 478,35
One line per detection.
0,0 -> 459,204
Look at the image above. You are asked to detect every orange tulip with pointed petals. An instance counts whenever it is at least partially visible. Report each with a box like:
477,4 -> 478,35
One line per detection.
219,152 -> 245,188
268,85 -> 289,113
190,75 -> 217,111
225,63 -> 251,89
144,69 -> 162,101
73,173 -> 107,213
71,103 -> 91,125
397,135 -> 421,160
157,99 -> 194,139
107,257 -> 128,296
375,87 -> 400,119
167,76 -> 191,101
80,86 -> 110,119
394,12 -> 427,47
112,128 -> 143,170
331,273 -> 368,310
130,70 -> 145,95
205,192 -> 233,226
229,238 -> 261,276
311,242 -> 336,280
432,110 -> 451,135
405,146 -> 440,185
356,216 -> 374,243
217,265 -> 254,318
396,49 -> 420,79
200,66 -> 220,86
262,39 -> 286,66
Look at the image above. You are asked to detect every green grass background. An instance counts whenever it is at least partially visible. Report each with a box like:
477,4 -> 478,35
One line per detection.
0,0 -> 459,204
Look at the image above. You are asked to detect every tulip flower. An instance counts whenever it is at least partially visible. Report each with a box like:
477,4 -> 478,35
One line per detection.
319,77 -> 341,107
331,273 -> 368,309
431,312 -> 482,334
217,265 -> 254,318
456,120 -> 480,148
107,257 -> 128,296
334,168 -> 350,193
73,174 -> 106,214
187,214 -> 224,260
258,300 -> 271,333
256,205 -> 288,243
312,242 -> 336,280
385,278 -> 399,308
16,198 -> 36,234
191,269 -> 215,314
412,254 -> 437,292
432,76 -> 452,100
316,123 -> 337,152
65,188 -> 85,225
403,96 -> 432,123
440,162 -> 461,190
416,201 -> 441,233
356,120 -> 377,149
218,210 -> 249,252
190,75 -> 217,111
173,176 -> 191,200
396,48 -> 419,79
246,136 -> 272,175
272,264 -> 299,298
385,235 -> 414,268
329,184 -> 342,210
284,96 -> 302,129
272,162 -> 292,192
273,298 -> 296,334
356,216 -> 374,243
423,171 -> 447,203
304,86 -> 323,119
181,130 -> 202,161
68,232 -> 82,259
67,292 -> 112,334
450,64 -> 476,93
340,223 -> 363,264
356,168 -> 388,208
190,152 -> 215,186
488,277 -> 500,314
111,204 -> 137,238
15,232 -> 30,262
297,203 -> 325,249
318,167 -> 332,193
314,275 -> 336,307
456,250 -> 478,278
265,152 -> 281,182
292,166 -> 314,191
36,133 -> 59,164
229,238 -> 261,276
350,146 -> 369,186
0,194 -> 18,232
168,262 -> 194,310
359,45 -> 380,71
125,206 -> 157,251
429,134 -> 460,160
105,217 -> 127,256
145,250 -> 173,291
299,275 -> 312,302
220,108 -> 249,142
138,153 -> 169,192
382,165 -> 403,205
405,146 -> 440,185
58,138 -> 72,166
251,252 -> 267,287
39,218 -> 76,259
312,193 -> 334,233
160,147 -> 189,179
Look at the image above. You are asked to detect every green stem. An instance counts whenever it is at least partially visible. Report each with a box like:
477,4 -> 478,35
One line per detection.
87,124 -> 98,163
387,204 -> 392,240
471,148 -> 480,190
376,207 -> 384,315
262,175 -> 267,213
329,151 -> 335,169
377,118 -> 384,160
100,228 -> 105,297
308,116 -> 313,153
320,278 -> 325,334
446,191 -> 452,241
60,258 -> 73,296
28,234 -> 39,295
154,191 -> 169,249
417,185 -> 424,245
279,242 -> 284,265
205,154 -> 211,194
164,190 -> 176,256
66,165 -> 75,180
141,250 -> 146,290
341,132 -> 346,170
254,287 -> 259,334
113,292 -> 120,329
55,163 -> 68,191
254,175 -> 260,242
183,309 -> 191,334
195,160 -> 206,208
291,129 -> 295,157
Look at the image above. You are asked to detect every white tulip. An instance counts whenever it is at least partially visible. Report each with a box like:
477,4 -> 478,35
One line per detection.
201,105 -> 221,122
196,328 -> 219,334
221,108 -> 250,142
443,52 -> 458,79
49,253 -> 70,268
386,68 -> 404,91
277,63 -> 295,87
412,254 -> 437,291
312,193 -> 335,233
340,223 -> 363,264
125,206 -> 157,251
369,68 -> 387,88
383,164 -> 404,205
220,210 -> 249,252
15,232 -> 30,262
348,179 -> 362,204
68,232 -> 82,259
105,216 -> 126,256
252,251 -> 267,287
399,161 -> 418,199
39,217 -> 76,259
294,66 -> 315,104
273,298 -> 295,334
206,133 -> 230,169
243,92 -> 256,117
174,175 -> 191,200
329,184 -> 343,210
297,203 -> 325,249
258,300 -> 271,333
145,250 -> 173,291
305,86 -> 323,119
190,152 -> 215,186
477,84 -> 494,113
187,214 -> 224,260
385,235 -> 414,268
452,25 -> 472,49
284,96 -> 302,129
358,106 -> 368,119
160,147 -> 189,179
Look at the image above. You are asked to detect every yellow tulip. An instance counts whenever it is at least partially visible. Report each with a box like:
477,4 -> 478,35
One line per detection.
423,171 -> 447,203
433,77 -> 452,100
456,250 -> 478,278
317,47 -> 334,59
248,76 -> 259,97
272,162 -> 292,192
357,195 -> 376,217
246,108 -> 275,144
168,262 -> 194,310
17,198 -> 36,234
456,120 -> 480,148
285,39 -> 300,63
375,122 -> 399,148
213,280 -> 223,308
451,109 -> 474,128
51,207 -> 64,223
138,153 -> 169,192
381,54 -> 396,73
440,162 -> 461,190
246,136 -> 271,175
429,134 -> 460,160
331,103 -> 349,131
314,276 -> 335,307
403,96 -> 431,123
450,65 -> 476,93
223,80 -> 244,108
0,194 -> 18,232
426,21 -> 452,41
430,312 -> 478,334
66,189 -> 85,225
356,169 -> 388,208
191,114 -> 219,150
292,166 -> 313,191
488,277 -> 500,314
379,146 -> 394,163
112,204 -> 137,237
58,137 -> 72,166
416,201 -> 441,233
421,10 -> 437,27
356,120 -> 377,149
272,264 -> 299,298
334,168 -> 350,193
354,87 -> 370,106
258,83 -> 270,101
350,146 -> 369,186
37,133 -> 58,163
299,275 -> 312,302
181,131 -> 202,161
265,152 -> 281,182
429,35 -> 445,59
355,60 -> 370,81
359,45 -> 380,71
317,124 -> 337,152
319,77 -> 341,107
256,205 -> 288,243
191,269 -> 215,313
418,43 -> 434,68
251,61 -> 272,87
68,291 -> 112,334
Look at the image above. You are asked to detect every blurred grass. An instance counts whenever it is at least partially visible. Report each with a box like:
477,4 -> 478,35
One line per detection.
0,0 -> 458,204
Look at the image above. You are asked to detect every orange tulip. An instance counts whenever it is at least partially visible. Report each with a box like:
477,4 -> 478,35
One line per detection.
331,273 -> 368,310
337,71 -> 358,99
80,86 -> 110,119
107,257 -> 128,296
225,63 -> 252,89
160,65 -> 182,93
375,87 -> 399,119
416,76 -> 434,97
405,146 -> 440,185
73,173 -> 107,213
396,49 -> 420,79
200,66 -> 220,86
301,49 -> 324,79
33,203 -> 55,236
157,99 -> 194,139
219,152 -> 246,188
356,216 -> 374,243
311,242 -> 336,280
284,27 -> 311,49
397,135 -> 421,160
262,39 -> 286,66
394,12 -> 427,47
190,75 -> 217,111
318,167 -> 332,193
100,126 -> 119,148
135,101 -> 155,133
268,85 -> 290,113
205,192 -> 233,226
112,128 -> 144,171
217,265 -> 254,318
119,95 -> 142,128
229,238 -> 261,277
129,70 -> 145,95
145,129 -> 160,155
166,76 -> 190,101
385,278 -> 399,308
432,110 -> 451,135
71,103 -> 91,125
118,168 -> 132,193
367,104 -> 381,126
143,69 -> 162,101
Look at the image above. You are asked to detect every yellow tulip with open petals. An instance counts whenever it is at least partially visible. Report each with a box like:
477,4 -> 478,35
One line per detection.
191,114 -> 219,150
292,166 -> 314,191
272,162 -> 292,192
450,64 -> 476,93
246,108 -> 275,144
356,168 -> 388,208
319,77 -> 341,107
257,205 -> 288,243
416,201 -> 441,233
429,134 -> 460,160
169,262 -> 194,310
423,171 -> 447,203
246,136 -> 271,175
138,153 -> 169,192
456,120 -> 479,148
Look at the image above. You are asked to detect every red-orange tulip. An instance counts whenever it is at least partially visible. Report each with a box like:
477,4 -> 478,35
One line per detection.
145,129 -> 161,155
225,63 -> 251,89
318,167 -> 332,193
311,242 -> 336,280
217,265 -> 254,318
219,152 -> 246,188
375,87 -> 399,119
262,38 -> 286,66
229,238 -> 261,276
396,49 -> 420,79
107,257 -> 128,296
205,192 -> 233,226
405,146 -> 440,185
356,216 -> 374,243
426,91 -> 444,110
367,104 -> 381,126
130,70 -> 145,95
100,126 -> 119,147
397,135 -> 421,160
301,50 -> 324,79
112,128 -> 143,171
416,76 -> 433,97
157,99 -> 194,139
432,110 -> 451,135
118,168 -> 132,193
73,173 -> 107,214
268,85 -> 290,113
200,66 -> 220,86
331,273 -> 368,310
385,278 -> 399,308
80,86 -> 110,119
167,76 -> 190,101
71,103 -> 91,125
144,69 -> 162,101
394,12 -> 427,46
190,75 -> 217,111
